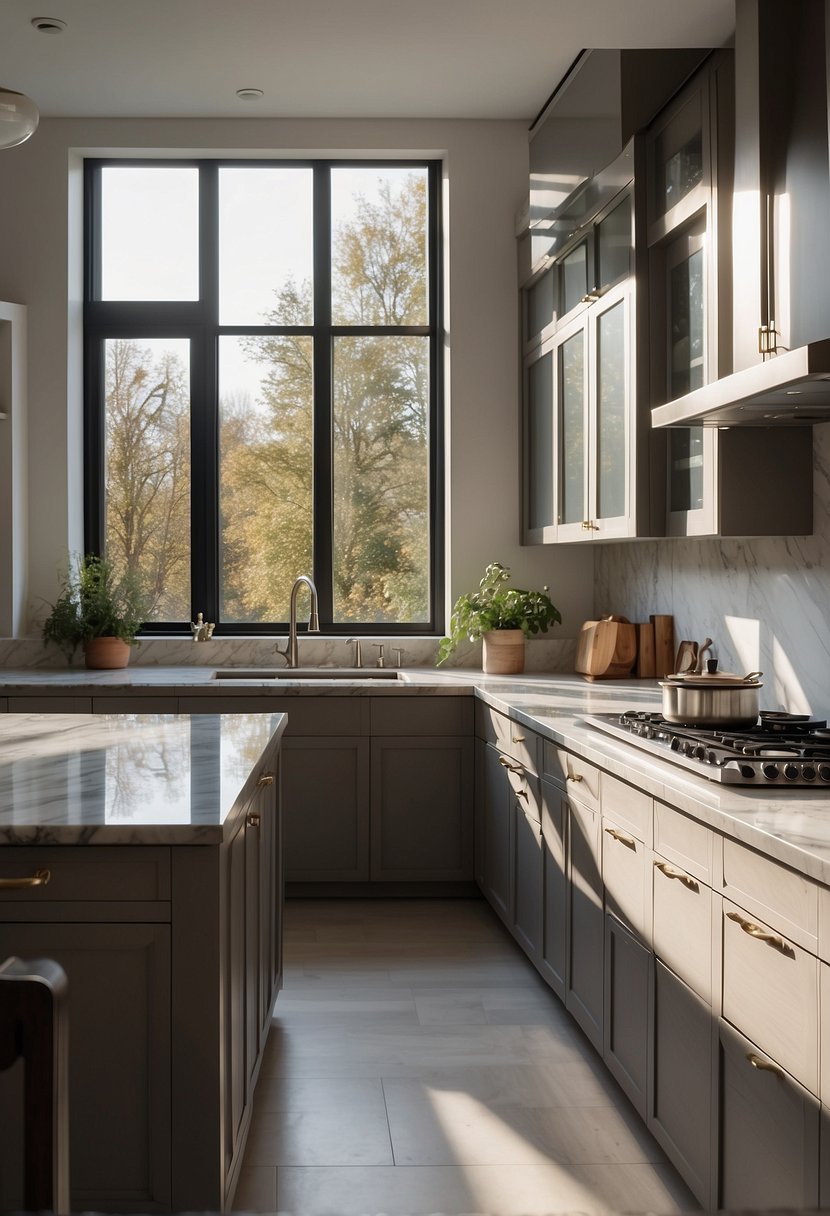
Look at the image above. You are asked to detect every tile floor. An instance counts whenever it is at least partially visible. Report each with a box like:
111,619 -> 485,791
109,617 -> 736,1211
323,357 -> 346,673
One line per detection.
233,898 -> 698,1216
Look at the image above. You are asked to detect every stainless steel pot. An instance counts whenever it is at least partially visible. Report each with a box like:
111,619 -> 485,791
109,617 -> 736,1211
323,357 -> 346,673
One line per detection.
658,671 -> 763,728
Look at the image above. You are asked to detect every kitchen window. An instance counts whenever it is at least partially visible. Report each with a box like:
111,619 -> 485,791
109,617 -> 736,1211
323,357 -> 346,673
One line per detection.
84,159 -> 443,635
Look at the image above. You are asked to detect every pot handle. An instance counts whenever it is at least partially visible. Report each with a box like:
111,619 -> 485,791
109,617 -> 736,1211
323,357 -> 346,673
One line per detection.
744,671 -> 763,683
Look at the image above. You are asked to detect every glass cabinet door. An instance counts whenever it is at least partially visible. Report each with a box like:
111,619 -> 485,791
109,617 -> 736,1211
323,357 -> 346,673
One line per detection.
593,287 -> 629,532
560,239 -> 589,318
523,346 -> 556,542
596,194 -> 632,291
555,319 -> 589,541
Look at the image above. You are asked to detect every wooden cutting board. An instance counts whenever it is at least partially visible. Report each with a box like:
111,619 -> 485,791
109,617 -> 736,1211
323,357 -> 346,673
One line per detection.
575,616 -> 637,679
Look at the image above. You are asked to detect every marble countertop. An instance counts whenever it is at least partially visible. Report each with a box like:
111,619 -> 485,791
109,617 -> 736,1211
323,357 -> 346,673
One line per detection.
0,712 -> 285,845
3,664 -> 830,882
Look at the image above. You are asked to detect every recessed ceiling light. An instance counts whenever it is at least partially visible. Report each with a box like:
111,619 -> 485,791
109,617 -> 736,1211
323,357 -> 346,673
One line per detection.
236,88 -> 263,101
31,16 -> 67,33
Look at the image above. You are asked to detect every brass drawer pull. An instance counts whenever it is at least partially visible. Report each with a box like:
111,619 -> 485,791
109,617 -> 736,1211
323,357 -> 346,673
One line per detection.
256,773 -> 275,788
498,756 -> 523,773
247,812 -> 261,828
512,735 -> 526,743
726,910 -> 794,956
747,1052 -> 784,1077
654,860 -> 699,891
566,772 -> 584,783
0,868 -> 51,890
514,788 -> 528,800
604,826 -> 637,851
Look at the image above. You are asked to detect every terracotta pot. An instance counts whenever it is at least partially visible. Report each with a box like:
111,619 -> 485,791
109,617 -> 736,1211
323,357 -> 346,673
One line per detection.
482,629 -> 525,675
84,637 -> 131,670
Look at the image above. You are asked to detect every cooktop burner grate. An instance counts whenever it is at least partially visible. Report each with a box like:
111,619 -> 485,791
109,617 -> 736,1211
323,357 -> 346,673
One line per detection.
585,710 -> 830,786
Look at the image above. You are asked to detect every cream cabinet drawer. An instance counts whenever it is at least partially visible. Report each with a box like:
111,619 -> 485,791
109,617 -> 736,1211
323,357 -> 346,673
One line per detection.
722,899 -> 819,1095
542,742 -> 599,810
654,800 -> 714,886
602,817 -> 648,941
0,846 -> 171,903
722,837 -> 818,954
601,774 -> 652,847
653,853 -> 713,1004
475,704 -> 539,774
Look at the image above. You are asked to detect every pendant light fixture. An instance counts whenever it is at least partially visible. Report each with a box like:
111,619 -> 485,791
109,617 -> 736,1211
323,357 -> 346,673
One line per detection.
0,87 -> 39,149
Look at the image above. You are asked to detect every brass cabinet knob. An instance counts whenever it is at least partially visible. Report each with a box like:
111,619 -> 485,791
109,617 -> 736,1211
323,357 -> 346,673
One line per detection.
247,813 -> 261,828
256,773 -> 275,788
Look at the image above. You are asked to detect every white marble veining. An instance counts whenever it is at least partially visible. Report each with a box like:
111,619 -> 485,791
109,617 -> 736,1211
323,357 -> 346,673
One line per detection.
595,422 -> 830,720
0,712 -> 284,844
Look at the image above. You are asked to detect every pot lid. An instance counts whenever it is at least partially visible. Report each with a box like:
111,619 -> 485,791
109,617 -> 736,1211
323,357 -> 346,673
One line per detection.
660,670 -> 763,689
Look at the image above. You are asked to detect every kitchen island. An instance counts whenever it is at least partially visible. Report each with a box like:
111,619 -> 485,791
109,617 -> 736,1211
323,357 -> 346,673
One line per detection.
0,711 -> 285,1213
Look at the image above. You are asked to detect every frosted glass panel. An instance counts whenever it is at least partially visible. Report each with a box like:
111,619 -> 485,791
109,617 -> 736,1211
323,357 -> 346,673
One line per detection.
527,352 -> 553,530
561,241 -> 588,315
597,196 -> 631,289
560,333 -> 585,525
596,300 -> 626,520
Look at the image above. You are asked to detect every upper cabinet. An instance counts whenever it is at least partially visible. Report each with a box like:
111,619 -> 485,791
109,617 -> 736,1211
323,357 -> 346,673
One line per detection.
522,144 -> 659,544
520,42 -> 814,545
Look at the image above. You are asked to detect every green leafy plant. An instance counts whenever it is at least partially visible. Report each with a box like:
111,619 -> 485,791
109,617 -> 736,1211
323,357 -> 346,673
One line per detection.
41,554 -> 150,663
437,562 -> 561,666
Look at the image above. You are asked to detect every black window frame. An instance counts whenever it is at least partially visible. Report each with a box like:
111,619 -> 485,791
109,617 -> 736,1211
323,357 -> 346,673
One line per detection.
83,157 -> 445,637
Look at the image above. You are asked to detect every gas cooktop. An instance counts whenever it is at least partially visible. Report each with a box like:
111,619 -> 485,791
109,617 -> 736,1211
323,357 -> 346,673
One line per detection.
585,710 -> 830,786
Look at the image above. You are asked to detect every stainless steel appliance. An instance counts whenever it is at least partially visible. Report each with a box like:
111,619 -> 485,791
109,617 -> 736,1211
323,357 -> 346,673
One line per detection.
585,710 -> 830,786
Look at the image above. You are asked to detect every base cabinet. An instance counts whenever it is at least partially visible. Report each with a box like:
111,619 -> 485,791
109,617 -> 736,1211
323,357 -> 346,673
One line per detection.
540,780 -> 567,999
650,960 -> 712,1206
481,742 -> 512,919
282,737 -> 370,881
513,793 -> 543,961
566,796 -> 604,1050
0,922 -> 171,1211
718,1018 -> 819,1211
603,912 -> 649,1117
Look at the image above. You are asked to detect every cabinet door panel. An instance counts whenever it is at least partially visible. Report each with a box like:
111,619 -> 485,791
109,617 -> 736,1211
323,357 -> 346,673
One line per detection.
603,912 -> 649,1116
282,737 -> 369,881
482,742 -> 511,921
719,1019 -> 819,1211
650,960 -> 711,1206
513,799 -> 543,960
523,346 -> 556,542
602,816 -> 648,942
0,922 -> 171,1211
541,781 -> 567,999
557,322 -> 589,538
566,798 -> 603,1049
370,738 -> 473,881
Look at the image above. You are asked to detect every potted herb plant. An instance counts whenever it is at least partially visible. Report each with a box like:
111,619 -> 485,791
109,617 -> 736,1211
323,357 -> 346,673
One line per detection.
437,561 -> 561,674
41,554 -> 150,669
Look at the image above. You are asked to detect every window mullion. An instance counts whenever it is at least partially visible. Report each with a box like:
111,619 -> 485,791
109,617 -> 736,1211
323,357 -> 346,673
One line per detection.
313,163 -> 333,625
191,163 -> 219,624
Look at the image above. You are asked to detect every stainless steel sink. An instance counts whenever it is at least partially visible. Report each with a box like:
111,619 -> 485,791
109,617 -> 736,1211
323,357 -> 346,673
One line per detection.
213,667 -> 401,680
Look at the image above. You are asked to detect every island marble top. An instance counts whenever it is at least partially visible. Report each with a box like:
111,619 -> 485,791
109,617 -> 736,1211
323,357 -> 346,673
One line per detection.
3,666 -> 830,883
0,712 -> 285,845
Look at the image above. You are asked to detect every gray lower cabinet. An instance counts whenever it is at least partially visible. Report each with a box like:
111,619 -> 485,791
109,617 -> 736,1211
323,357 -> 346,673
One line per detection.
540,778 -> 567,999
718,1018 -> 819,1211
370,737 -> 474,881
282,736 -> 370,881
566,795 -> 604,1050
820,1107 -> 830,1206
0,920 -> 172,1211
512,788 -> 543,961
603,912 -> 649,1117
481,741 -> 512,920
650,959 -> 712,1206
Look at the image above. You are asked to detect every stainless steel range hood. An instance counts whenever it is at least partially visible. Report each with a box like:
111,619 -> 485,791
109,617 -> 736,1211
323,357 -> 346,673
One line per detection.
651,341 -> 830,427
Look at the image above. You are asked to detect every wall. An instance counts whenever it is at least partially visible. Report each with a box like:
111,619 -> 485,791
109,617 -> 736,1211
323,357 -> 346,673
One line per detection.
595,423 -> 830,718
0,115 -> 594,644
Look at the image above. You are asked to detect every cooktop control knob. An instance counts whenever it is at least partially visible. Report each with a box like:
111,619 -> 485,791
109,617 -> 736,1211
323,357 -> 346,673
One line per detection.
783,763 -> 800,780
762,763 -> 780,780
820,765 -> 830,782
801,765 -> 817,782
739,764 -> 756,780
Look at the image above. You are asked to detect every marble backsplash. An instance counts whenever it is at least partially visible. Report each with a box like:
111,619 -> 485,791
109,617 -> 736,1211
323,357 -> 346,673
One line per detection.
0,633 -> 577,674
594,424 -> 830,719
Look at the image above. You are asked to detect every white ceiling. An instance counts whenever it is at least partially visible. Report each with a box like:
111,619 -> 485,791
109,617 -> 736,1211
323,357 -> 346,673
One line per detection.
0,0 -> 735,122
